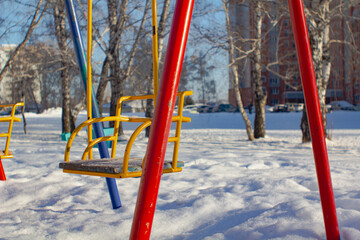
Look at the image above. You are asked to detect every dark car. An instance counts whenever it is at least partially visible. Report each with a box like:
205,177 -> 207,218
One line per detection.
197,105 -> 209,113
273,104 -> 289,112
213,104 -> 236,112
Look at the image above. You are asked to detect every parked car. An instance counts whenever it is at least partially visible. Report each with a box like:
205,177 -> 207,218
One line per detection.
329,101 -> 357,111
213,104 -> 236,112
196,105 -> 209,113
285,103 -> 304,112
325,104 -> 333,113
205,106 -> 215,113
273,104 -> 289,112
265,105 -> 274,112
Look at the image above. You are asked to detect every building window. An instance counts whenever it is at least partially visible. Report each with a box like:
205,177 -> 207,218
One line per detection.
261,76 -> 266,83
355,82 -> 359,90
284,19 -> 289,27
270,78 -> 279,86
271,88 -> 279,95
271,99 -> 279,105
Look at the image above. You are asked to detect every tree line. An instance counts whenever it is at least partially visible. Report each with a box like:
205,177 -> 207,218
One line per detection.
0,0 -> 359,142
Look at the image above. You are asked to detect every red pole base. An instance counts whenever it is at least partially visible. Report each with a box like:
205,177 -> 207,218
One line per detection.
0,158 -> 6,181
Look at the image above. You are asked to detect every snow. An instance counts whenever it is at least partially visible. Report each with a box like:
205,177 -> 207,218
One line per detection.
1,109 -> 359,239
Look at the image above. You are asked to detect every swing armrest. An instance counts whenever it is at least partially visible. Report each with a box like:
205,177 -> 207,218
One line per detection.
0,102 -> 24,117
0,117 -> 21,123
115,91 -> 193,117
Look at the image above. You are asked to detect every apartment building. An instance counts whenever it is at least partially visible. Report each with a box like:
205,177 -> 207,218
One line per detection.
228,0 -> 360,107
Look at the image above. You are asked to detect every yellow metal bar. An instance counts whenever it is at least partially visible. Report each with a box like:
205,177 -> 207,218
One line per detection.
87,0 -> 93,159
123,121 -> 152,174
63,169 -> 143,178
116,94 -> 154,116
82,135 -> 117,160
64,116 -> 128,162
0,117 -> 21,123
62,166 -> 181,178
151,0 -> 159,103
172,91 -> 187,168
63,91 -> 193,179
0,103 -> 23,108
167,137 -> 179,142
0,154 -> 13,159
110,124 -> 119,158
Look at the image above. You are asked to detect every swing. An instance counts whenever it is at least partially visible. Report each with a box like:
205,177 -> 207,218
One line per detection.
0,102 -> 24,180
59,0 -> 192,178
0,102 -> 24,159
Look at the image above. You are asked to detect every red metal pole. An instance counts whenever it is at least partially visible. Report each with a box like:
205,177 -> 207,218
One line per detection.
288,1 -> 340,239
129,0 -> 194,239
0,157 -> 6,181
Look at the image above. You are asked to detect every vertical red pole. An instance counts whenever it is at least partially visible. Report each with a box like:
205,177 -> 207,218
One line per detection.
129,0 -> 194,239
0,157 -> 6,181
288,1 -> 340,239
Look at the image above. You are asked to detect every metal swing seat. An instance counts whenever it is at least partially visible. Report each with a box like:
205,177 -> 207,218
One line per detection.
59,91 -> 192,178
59,0 -> 192,179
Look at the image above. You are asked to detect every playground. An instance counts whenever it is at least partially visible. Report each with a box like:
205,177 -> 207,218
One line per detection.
0,109 -> 359,239
0,0 -> 359,239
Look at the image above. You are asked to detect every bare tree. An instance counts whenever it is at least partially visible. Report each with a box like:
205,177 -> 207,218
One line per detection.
223,0 -> 254,141
0,0 -> 48,83
53,0 -> 73,133
251,0 -> 267,138
299,0 -> 339,142
7,45 -> 44,113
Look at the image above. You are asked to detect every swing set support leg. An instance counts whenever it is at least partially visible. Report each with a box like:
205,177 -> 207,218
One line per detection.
64,0 -> 121,209
130,0 -> 194,239
0,157 -> 6,181
288,1 -> 340,239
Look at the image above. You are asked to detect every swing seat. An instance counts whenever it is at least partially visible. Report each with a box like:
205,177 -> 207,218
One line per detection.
60,157 -> 184,178
60,91 -> 192,178
0,102 -> 24,159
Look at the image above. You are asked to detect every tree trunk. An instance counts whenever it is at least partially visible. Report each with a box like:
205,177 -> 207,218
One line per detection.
27,84 -> 41,113
300,109 -> 311,143
252,0 -> 266,138
109,76 -> 124,135
300,1 -> 330,142
54,0 -> 71,134
223,0 -> 254,141
70,93 -> 86,132
157,0 -> 171,62
107,0 -> 128,136
21,96 -> 27,134
96,56 -> 110,116
61,67 -> 71,133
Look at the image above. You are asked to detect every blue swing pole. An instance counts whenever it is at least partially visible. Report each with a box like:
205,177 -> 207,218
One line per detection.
64,0 -> 121,209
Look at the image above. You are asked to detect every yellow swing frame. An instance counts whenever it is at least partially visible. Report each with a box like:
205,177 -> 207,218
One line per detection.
0,102 -> 24,159
60,0 -> 192,178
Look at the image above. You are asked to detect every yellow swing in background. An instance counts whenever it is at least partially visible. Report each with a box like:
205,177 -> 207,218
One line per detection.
59,0 -> 192,178
0,102 -> 24,180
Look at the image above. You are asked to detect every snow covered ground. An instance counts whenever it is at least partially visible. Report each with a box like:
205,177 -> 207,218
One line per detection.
0,109 -> 359,239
